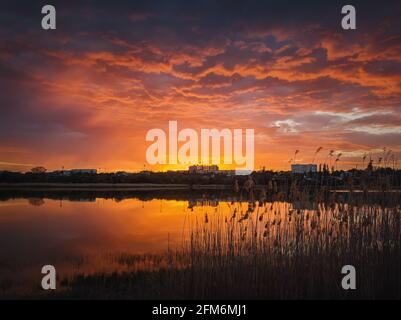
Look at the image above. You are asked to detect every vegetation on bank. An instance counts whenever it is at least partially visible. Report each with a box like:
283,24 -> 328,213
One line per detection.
1,167 -> 401,190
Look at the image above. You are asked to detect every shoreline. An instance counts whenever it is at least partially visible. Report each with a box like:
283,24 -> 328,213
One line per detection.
0,183 -> 400,193
0,183 -> 231,191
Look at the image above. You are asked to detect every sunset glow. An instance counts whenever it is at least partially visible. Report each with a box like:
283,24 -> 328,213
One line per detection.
1,1 -> 400,172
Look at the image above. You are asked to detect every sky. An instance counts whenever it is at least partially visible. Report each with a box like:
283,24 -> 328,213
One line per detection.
0,0 -> 400,172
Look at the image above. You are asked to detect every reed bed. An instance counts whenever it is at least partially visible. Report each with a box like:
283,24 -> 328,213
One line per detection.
57,199 -> 401,299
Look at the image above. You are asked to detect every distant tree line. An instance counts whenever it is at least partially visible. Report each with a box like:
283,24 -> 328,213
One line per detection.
1,168 -> 401,189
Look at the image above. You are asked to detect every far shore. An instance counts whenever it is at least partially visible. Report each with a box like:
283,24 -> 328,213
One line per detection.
0,183 -> 400,193
0,183 -> 231,191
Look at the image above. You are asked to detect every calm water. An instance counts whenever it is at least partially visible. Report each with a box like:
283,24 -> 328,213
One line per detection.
0,196 -> 250,296
0,197 -> 185,295
0,198 -> 188,257
1,195 -> 400,298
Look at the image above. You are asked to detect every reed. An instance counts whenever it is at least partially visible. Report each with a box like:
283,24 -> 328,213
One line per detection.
56,198 -> 401,299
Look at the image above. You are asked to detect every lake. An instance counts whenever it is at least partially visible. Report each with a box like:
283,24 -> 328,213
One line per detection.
0,191 -> 400,299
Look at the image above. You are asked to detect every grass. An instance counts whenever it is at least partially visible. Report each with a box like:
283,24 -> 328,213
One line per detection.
49,197 -> 401,300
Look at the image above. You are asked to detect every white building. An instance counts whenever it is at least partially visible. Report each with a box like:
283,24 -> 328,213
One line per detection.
291,164 -> 317,174
188,165 -> 219,174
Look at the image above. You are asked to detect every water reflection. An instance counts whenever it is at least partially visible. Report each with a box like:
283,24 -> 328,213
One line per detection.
0,192 -> 400,298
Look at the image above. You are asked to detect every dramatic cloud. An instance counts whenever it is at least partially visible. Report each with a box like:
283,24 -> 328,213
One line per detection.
0,0 -> 400,171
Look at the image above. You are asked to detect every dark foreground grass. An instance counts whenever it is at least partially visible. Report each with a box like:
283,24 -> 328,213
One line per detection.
54,252 -> 400,299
